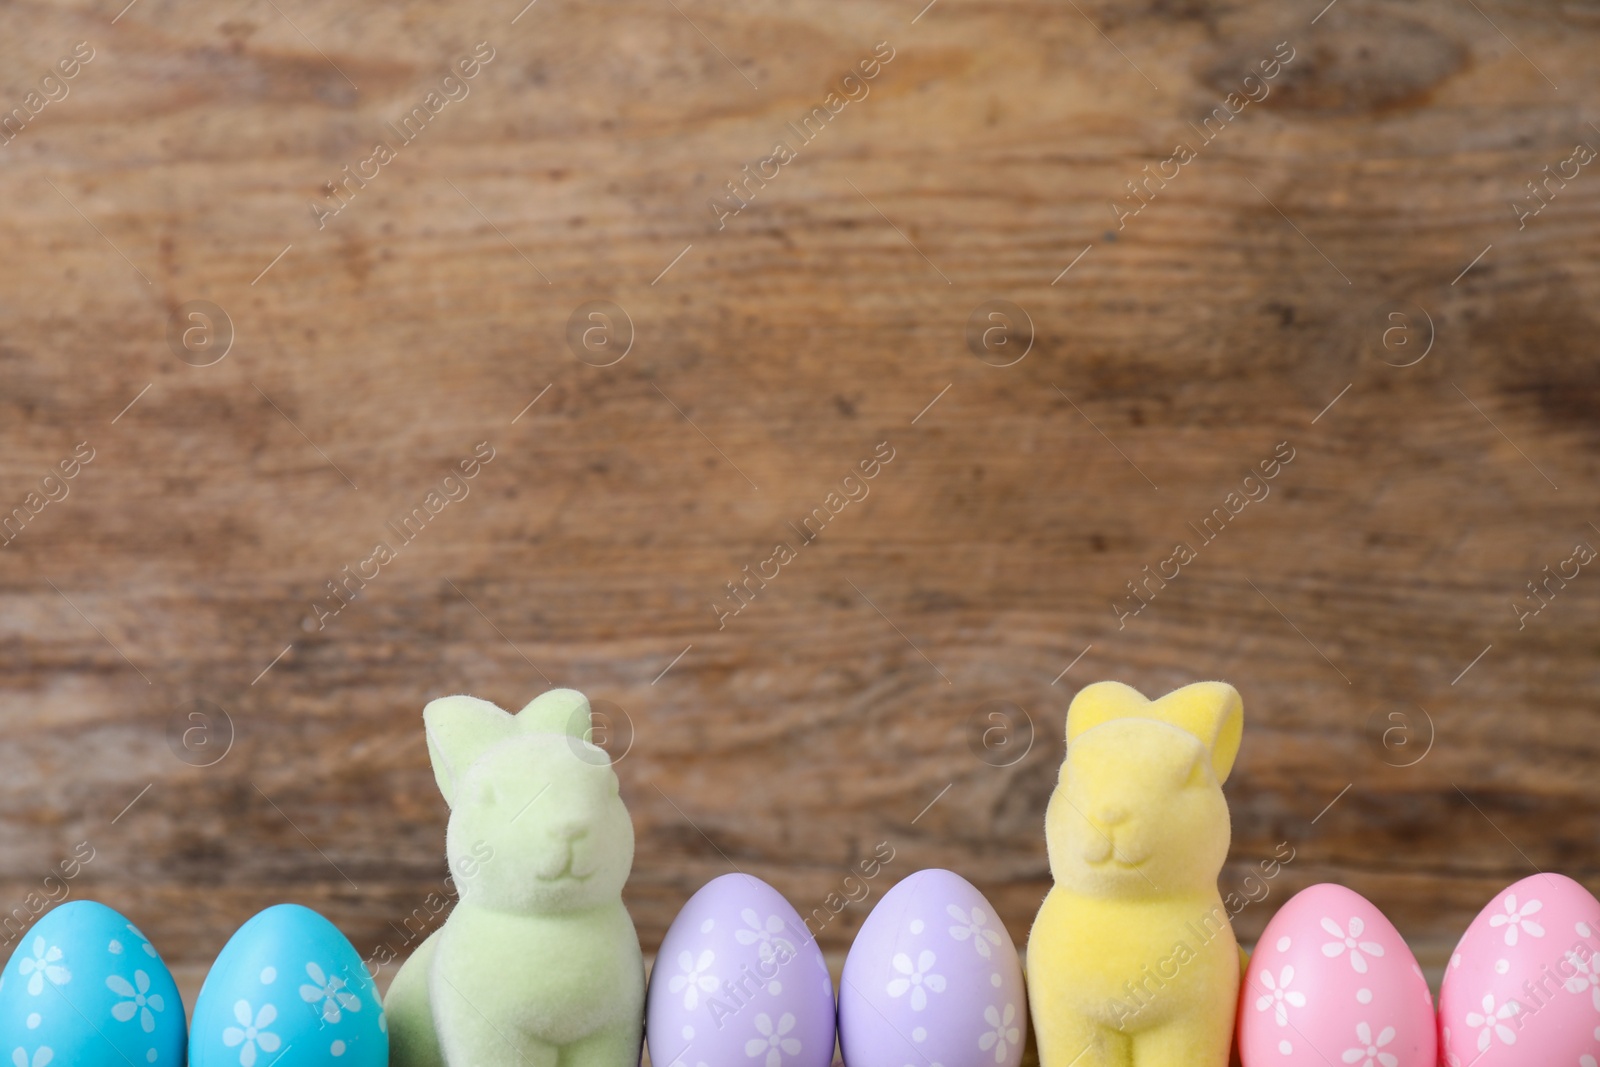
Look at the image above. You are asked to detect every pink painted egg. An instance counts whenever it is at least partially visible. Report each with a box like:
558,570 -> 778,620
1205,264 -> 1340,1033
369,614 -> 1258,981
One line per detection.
1238,883 -> 1433,1067
1438,873 -> 1600,1067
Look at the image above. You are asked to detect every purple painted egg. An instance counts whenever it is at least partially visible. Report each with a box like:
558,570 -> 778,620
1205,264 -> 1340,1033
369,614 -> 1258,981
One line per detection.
647,873 -> 835,1067
839,868 -> 1026,1067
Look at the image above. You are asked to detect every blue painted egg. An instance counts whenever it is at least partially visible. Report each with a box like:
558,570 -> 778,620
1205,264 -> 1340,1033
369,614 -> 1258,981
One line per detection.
190,903 -> 387,1067
0,899 -> 187,1066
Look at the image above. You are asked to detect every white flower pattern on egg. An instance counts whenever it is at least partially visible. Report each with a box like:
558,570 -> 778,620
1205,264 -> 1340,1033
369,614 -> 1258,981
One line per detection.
10,1050 -> 52,1067
735,910 -> 795,967
668,949 -> 719,1010
885,950 -> 945,1011
107,970 -> 165,1033
1254,966 -> 1306,1026
978,1004 -> 1019,1064
17,940 -> 69,996
947,905 -> 1003,959
299,962 -> 361,1023
222,1000 -> 282,1067
126,924 -> 158,958
1319,916 -> 1384,974
1339,1021 -> 1396,1067
1563,946 -> 1600,1009
1464,993 -> 1519,1052
1441,1026 -> 1460,1067
1488,895 -> 1544,946
743,1012 -> 800,1067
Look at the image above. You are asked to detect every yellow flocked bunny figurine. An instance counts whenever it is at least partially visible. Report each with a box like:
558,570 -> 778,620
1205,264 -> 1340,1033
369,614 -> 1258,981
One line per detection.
1027,681 -> 1244,1067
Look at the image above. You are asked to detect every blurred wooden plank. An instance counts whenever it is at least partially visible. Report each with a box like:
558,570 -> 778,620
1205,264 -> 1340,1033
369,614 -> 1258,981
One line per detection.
0,0 -> 1598,1005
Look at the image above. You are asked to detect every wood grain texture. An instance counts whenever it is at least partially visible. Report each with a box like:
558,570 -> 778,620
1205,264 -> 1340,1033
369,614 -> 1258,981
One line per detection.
1,0 -> 1599,1011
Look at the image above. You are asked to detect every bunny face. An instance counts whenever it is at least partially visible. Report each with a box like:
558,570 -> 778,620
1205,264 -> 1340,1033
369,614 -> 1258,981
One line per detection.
424,688 -> 635,914
449,736 -> 634,912
1048,719 -> 1229,897
1045,680 -> 1243,900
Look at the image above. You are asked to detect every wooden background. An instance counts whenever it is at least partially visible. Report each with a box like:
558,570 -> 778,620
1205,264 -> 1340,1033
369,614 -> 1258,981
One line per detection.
2,0 -> 1599,1013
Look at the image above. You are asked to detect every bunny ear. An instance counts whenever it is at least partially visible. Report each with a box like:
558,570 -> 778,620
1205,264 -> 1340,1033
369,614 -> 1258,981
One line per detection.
1065,681 -> 1152,744
513,688 -> 593,739
422,690 -> 600,805
1065,680 -> 1244,782
423,695 -> 516,808
1147,682 -> 1244,783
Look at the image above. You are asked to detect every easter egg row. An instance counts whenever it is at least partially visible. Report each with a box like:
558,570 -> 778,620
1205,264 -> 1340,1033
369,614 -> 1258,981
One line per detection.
0,899 -> 386,1067
10,866 -> 1588,1067
1241,872 -> 1600,1067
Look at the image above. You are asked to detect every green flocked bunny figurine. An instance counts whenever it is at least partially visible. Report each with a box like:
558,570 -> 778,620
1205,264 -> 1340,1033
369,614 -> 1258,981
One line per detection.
385,689 -> 645,1067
